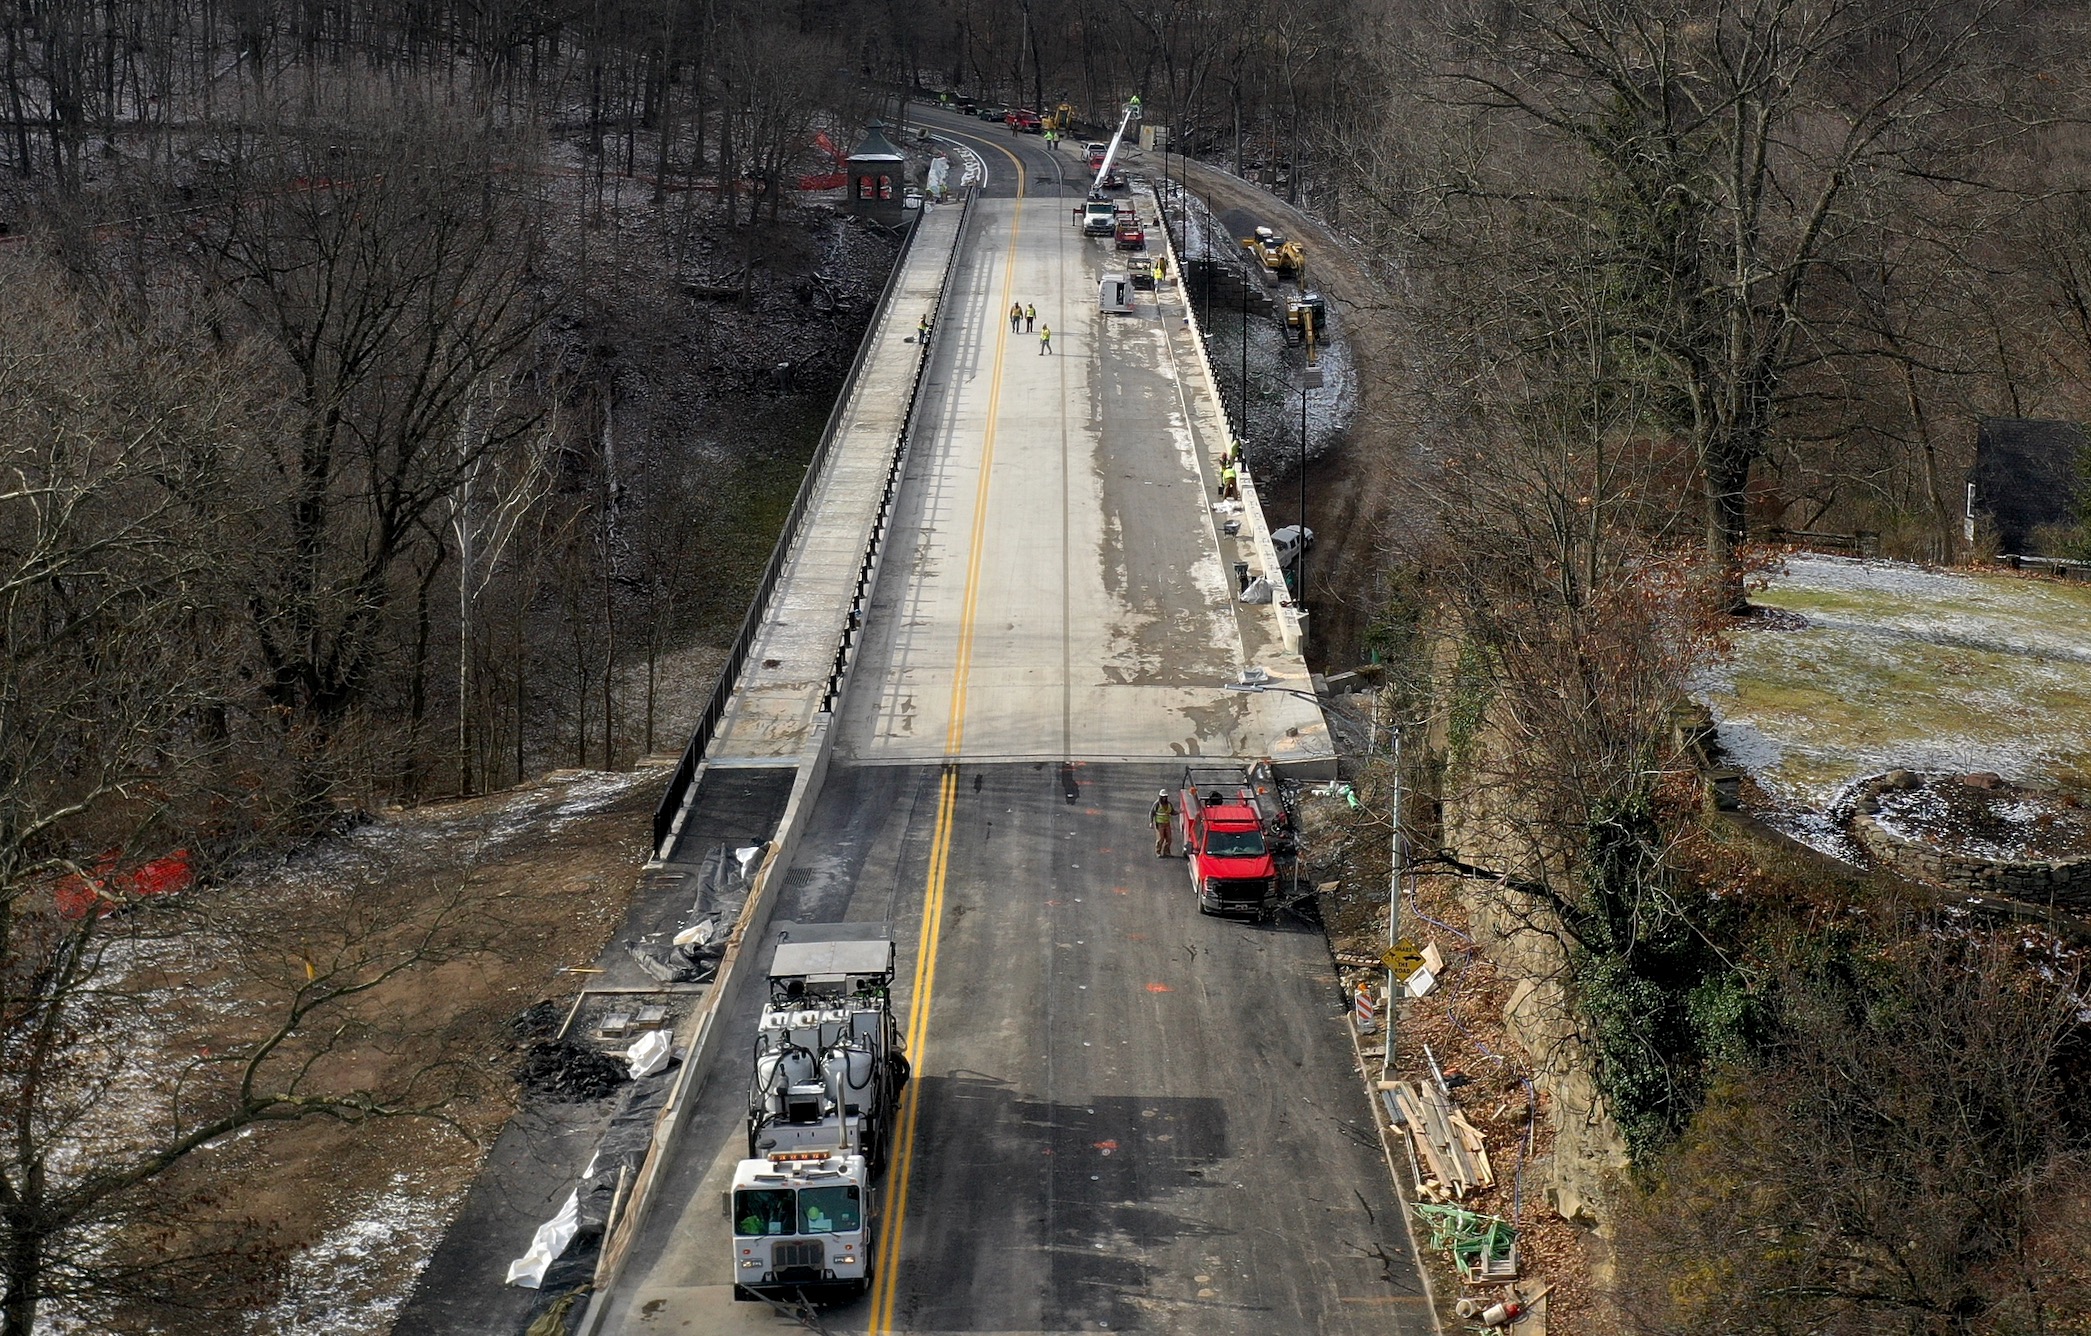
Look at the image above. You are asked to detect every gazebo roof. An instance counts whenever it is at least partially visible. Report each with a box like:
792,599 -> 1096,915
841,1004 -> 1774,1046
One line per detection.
847,121 -> 906,164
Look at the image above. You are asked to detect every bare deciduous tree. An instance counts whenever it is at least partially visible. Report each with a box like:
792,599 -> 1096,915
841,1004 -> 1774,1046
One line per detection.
1613,927 -> 2089,1334
188,102 -> 551,792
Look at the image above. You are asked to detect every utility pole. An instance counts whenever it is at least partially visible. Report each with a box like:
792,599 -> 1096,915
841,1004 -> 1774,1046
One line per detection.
1383,721 -> 1403,1083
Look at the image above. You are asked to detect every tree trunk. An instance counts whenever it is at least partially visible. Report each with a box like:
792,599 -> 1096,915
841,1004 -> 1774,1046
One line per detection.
2,1212 -> 42,1336
1703,446 -> 1752,611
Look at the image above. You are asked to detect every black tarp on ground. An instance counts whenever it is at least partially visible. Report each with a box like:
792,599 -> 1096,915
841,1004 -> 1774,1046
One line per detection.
626,839 -> 766,982
1973,417 -> 2086,553
530,1059 -> 680,1299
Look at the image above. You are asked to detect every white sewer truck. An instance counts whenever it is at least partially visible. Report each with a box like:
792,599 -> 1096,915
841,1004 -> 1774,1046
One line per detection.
731,936 -> 908,1303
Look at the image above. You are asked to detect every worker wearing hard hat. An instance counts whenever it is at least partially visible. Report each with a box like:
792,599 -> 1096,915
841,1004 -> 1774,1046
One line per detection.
1150,790 -> 1175,856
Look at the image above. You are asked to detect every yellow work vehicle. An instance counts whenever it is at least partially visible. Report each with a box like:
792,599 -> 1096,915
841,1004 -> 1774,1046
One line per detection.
1285,292 -> 1326,348
1242,225 -> 1304,278
1043,102 -> 1079,135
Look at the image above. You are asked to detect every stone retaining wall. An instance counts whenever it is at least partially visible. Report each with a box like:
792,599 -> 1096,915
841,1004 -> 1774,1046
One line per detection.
1847,774 -> 2091,909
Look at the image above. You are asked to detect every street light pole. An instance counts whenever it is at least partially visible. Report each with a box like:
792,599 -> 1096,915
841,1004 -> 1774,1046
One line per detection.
1221,679 -> 1407,1074
1239,261 -> 1249,439
1200,200 -> 1210,328
1384,723 -> 1403,1082
1299,368 -> 1308,605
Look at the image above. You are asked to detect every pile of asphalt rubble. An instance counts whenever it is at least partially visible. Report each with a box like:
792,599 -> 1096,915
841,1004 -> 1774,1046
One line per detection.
518,1040 -> 631,1102
510,1003 -> 632,1102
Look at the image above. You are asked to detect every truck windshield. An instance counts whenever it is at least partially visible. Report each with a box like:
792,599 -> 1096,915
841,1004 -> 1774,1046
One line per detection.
799,1185 -> 861,1234
734,1188 -> 797,1237
1205,829 -> 1266,857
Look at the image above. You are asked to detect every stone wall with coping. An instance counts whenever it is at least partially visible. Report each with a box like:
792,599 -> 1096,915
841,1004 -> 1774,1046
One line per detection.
1847,773 -> 2091,908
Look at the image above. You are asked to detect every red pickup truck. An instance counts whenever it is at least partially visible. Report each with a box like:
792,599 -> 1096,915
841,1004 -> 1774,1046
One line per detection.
1114,217 -> 1146,250
1176,766 -> 1289,917
1006,108 -> 1042,133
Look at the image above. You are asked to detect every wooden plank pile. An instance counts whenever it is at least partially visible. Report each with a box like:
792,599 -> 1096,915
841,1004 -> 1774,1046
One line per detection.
1384,1079 -> 1493,1202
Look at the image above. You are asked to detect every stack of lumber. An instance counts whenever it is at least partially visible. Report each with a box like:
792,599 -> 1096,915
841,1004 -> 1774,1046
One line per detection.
1386,1079 -> 1494,1200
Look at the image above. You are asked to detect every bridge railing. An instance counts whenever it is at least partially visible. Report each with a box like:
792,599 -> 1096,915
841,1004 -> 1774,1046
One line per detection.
650,208 -> 930,856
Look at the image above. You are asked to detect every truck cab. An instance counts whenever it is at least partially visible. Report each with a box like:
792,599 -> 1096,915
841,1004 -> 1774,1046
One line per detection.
732,1150 -> 874,1300
1177,772 -> 1282,917
1083,199 -> 1119,235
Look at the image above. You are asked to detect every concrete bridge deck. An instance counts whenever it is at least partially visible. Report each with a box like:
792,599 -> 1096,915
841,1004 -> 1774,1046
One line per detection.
705,202 -> 966,766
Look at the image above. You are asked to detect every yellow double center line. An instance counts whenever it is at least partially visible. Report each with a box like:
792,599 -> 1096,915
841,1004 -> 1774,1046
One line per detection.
868,133 -> 1029,1334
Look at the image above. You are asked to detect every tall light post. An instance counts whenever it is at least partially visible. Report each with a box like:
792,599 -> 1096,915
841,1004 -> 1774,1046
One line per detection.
1161,124 -> 1170,249
1199,196 -> 1211,328
1239,258 -> 1250,440
1295,296 -> 1321,616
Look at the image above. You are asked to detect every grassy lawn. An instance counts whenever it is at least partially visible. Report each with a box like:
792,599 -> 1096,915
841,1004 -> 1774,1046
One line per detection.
1698,556 -> 2091,805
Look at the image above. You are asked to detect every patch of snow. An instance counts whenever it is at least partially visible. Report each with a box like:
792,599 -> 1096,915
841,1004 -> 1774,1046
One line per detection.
1710,716 -> 1783,773
1700,554 -> 2091,862
266,1171 -> 465,1335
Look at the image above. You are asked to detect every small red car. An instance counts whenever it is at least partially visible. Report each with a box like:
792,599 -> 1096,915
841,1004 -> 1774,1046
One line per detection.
1114,218 -> 1146,250
1006,108 -> 1042,133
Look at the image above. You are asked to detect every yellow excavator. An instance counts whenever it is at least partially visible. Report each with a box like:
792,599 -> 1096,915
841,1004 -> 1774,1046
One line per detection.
1242,225 -> 1304,278
1285,292 -> 1325,349
1043,102 -> 1079,135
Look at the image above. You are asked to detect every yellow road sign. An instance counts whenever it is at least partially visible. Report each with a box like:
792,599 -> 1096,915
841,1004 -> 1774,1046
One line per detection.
1381,940 -> 1425,980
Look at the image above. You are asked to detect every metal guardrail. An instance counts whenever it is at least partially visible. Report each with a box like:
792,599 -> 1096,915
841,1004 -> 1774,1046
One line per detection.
2001,552 -> 2091,577
821,191 -> 975,711
1764,527 -> 1881,557
649,209 -> 927,854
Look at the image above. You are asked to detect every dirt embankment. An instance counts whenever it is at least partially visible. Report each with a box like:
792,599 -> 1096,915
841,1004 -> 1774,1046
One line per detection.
1126,149 -> 1413,671
107,769 -> 664,1335
1301,788 -> 1599,1333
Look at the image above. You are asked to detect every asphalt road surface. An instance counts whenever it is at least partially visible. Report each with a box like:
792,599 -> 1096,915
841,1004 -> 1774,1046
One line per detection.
606,761 -> 1432,1335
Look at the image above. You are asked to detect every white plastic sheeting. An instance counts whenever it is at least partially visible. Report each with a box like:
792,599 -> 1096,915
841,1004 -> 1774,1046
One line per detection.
625,1030 -> 673,1079
504,1189 -> 580,1288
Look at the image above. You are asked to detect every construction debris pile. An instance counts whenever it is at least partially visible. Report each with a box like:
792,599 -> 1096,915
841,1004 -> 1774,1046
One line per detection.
517,1039 -> 631,1102
1294,783 -> 1582,1332
1385,1078 -> 1495,1201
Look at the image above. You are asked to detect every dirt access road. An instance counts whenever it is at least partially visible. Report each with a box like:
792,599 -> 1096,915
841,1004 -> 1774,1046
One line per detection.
1121,146 -> 1412,670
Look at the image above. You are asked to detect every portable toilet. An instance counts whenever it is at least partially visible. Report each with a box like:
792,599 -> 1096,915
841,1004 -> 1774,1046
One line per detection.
1099,273 -> 1135,314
